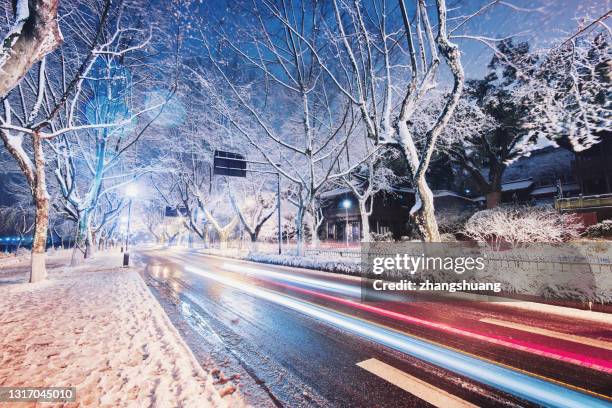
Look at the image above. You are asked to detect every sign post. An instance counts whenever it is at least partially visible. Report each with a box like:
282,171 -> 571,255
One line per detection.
213,150 -> 282,254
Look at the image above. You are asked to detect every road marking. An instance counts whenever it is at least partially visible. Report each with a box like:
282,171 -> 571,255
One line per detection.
480,318 -> 612,351
357,358 -> 478,408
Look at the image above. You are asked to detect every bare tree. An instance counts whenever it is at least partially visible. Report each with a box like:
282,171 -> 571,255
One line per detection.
201,1 -> 369,254
0,0 -> 164,281
228,178 -> 276,248
313,0 -> 465,241
341,146 -> 400,242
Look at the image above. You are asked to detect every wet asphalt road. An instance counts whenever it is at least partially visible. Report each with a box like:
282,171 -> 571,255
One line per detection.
137,248 -> 612,408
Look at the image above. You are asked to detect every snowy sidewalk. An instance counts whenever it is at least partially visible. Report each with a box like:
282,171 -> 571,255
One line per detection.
0,253 -> 240,407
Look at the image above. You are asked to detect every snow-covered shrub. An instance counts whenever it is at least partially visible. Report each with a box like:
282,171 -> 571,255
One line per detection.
463,205 -> 582,245
371,232 -> 394,242
15,247 -> 30,257
437,210 -> 473,234
583,220 -> 612,238
440,233 -> 458,242
247,253 -> 360,275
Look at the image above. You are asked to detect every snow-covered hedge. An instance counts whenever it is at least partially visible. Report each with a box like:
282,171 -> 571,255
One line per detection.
584,220 -> 612,238
463,205 -> 582,245
246,252 -> 360,275
371,232 -> 394,242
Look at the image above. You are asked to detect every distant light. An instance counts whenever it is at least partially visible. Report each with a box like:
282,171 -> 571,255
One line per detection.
125,184 -> 139,198
465,189 -> 471,194
342,199 -> 351,209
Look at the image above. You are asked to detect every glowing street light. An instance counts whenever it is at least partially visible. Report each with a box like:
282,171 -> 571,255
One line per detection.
342,199 -> 351,247
125,183 -> 139,198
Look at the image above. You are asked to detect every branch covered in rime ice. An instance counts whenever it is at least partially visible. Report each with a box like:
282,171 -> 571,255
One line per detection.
517,24 -> 611,152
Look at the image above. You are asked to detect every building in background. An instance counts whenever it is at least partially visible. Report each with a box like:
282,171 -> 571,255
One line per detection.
319,187 -> 477,242
473,143 -> 611,223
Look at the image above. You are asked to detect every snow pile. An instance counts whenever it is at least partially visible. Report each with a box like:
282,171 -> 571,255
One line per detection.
584,220 -> 612,238
0,257 -> 239,407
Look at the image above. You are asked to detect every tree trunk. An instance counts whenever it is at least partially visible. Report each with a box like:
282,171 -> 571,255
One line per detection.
204,225 -> 210,247
358,200 -> 371,242
219,230 -> 230,250
411,178 -> 441,242
71,213 -> 93,265
248,232 -> 259,252
85,225 -> 95,257
30,132 -> 49,283
486,191 -> 502,209
295,206 -> 305,256
0,0 -> 63,99
309,212 -> 319,248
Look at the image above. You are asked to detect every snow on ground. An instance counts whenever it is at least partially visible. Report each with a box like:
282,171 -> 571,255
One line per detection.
0,251 -> 25,268
0,251 -> 242,408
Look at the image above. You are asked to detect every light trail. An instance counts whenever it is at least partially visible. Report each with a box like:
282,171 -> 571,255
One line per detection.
270,280 -> 612,374
222,263 -> 362,296
222,263 -> 612,374
185,265 -> 612,408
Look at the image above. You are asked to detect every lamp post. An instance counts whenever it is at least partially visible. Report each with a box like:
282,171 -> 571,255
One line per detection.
123,184 -> 138,267
342,198 -> 351,247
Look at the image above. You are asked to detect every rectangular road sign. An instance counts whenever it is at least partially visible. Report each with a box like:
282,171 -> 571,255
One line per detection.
213,150 -> 247,177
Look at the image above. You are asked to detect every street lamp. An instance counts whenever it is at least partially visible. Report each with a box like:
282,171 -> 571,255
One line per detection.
342,199 -> 351,247
123,184 -> 138,267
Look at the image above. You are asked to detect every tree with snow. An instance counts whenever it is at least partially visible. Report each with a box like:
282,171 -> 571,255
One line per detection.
338,145 -> 400,242
52,49 -> 166,262
520,21 -> 610,152
227,179 -> 277,248
444,39 -> 536,208
0,0 -> 63,98
199,1 -> 367,255
0,0 -> 165,281
277,0 -> 467,242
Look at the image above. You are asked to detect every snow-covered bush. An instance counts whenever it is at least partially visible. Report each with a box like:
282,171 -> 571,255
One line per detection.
440,233 -> 458,242
15,248 -> 31,258
463,205 -> 582,245
584,220 -> 612,238
247,253 -> 360,275
371,232 -> 394,242
437,210 -> 473,234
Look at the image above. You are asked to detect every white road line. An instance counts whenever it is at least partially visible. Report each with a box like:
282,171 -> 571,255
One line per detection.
480,318 -> 612,351
356,358 -> 478,408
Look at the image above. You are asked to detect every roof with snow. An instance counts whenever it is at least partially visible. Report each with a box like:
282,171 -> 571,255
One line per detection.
432,190 -> 475,201
501,179 -> 534,192
319,186 -> 474,202
530,182 -> 580,197
320,187 -> 351,199
502,147 -> 573,183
